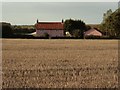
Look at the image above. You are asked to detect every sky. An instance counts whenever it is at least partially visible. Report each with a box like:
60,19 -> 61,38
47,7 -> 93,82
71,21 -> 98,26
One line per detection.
1,0 -> 119,2
1,2 -> 119,25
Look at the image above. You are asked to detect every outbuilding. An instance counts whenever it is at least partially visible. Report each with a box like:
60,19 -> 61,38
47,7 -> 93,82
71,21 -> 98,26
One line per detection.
84,28 -> 102,37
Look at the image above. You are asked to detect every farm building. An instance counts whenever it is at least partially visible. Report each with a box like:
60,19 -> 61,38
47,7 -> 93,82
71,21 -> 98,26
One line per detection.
35,20 -> 64,37
84,28 -> 102,37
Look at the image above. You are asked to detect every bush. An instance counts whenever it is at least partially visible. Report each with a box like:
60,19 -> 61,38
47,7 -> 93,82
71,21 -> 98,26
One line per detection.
44,33 -> 50,38
0,22 -> 13,38
85,35 -> 101,39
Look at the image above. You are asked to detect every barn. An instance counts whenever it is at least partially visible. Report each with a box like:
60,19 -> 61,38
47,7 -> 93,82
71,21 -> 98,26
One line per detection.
84,28 -> 102,37
35,20 -> 64,37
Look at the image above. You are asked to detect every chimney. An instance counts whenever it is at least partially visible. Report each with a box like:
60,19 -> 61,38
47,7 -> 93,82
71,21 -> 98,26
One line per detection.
37,19 -> 39,23
62,19 -> 64,23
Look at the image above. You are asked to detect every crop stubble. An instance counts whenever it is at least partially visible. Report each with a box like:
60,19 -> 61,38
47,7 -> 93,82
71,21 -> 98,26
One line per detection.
2,39 -> 118,88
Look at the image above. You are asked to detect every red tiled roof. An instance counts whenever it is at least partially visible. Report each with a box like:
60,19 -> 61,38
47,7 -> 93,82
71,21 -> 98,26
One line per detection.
35,22 -> 63,30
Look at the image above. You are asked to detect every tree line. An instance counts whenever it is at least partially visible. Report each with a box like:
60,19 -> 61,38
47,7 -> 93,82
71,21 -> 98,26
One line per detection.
0,23 -> 35,38
1,7 -> 120,39
13,25 -> 35,35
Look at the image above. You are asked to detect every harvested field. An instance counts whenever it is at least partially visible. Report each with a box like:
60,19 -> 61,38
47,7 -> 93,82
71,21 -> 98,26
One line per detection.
2,39 -> 118,88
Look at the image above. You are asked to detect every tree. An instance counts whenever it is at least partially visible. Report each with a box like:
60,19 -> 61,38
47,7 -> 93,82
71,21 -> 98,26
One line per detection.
86,25 -> 92,31
0,22 -> 13,38
63,19 -> 74,35
100,8 -> 120,37
64,19 -> 86,38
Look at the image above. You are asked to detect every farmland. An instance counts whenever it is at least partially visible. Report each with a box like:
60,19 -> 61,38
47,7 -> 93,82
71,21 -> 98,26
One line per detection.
2,39 -> 118,88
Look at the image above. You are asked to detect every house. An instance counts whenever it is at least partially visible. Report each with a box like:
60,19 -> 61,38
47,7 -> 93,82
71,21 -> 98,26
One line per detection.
35,20 -> 64,37
84,28 -> 102,37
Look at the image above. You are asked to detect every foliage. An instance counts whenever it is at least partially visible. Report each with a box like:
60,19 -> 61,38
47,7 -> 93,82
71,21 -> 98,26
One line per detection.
13,25 -> 35,34
64,19 -> 86,38
85,25 -> 92,31
44,33 -> 50,38
100,8 -> 120,37
0,22 -> 13,38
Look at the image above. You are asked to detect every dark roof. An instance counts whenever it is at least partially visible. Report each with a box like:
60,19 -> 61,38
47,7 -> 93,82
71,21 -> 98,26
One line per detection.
35,22 -> 63,30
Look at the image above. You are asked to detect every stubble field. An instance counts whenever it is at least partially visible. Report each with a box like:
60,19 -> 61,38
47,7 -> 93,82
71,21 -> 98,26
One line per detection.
2,39 -> 118,88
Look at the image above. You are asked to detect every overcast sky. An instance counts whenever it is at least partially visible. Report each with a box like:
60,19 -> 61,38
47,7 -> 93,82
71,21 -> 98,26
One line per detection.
2,2 -> 118,25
